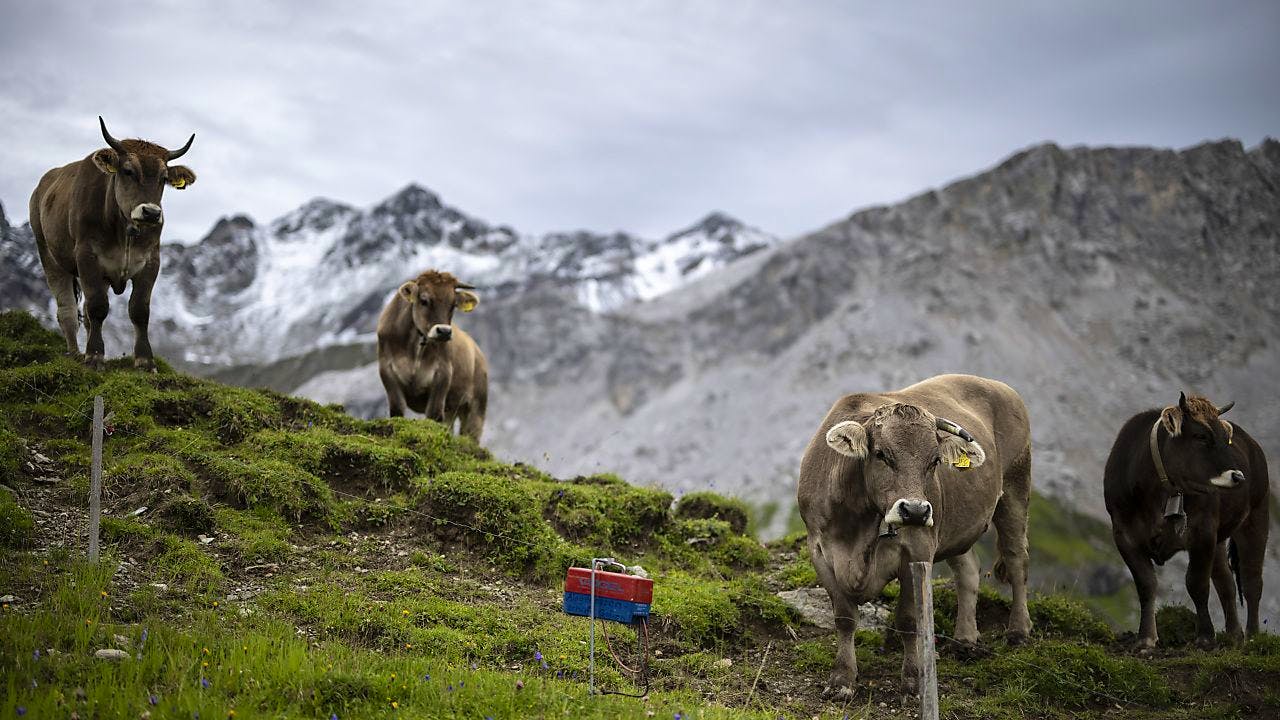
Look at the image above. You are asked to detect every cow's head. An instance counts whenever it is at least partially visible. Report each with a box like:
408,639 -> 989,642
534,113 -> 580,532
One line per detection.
397,270 -> 479,344
825,403 -> 986,529
91,117 -> 196,236
1158,392 -> 1244,491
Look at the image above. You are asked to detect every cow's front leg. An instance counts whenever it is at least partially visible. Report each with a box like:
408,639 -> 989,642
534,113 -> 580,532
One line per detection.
1185,536 -> 1218,648
1210,542 -> 1243,645
75,249 -> 109,369
1115,530 -> 1160,649
823,591 -> 860,699
129,256 -> 159,371
425,375 -> 451,425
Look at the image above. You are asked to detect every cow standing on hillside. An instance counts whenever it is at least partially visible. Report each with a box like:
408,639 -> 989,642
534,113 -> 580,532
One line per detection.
798,374 -> 1033,696
1104,393 -> 1269,649
29,117 -> 196,370
377,270 -> 488,441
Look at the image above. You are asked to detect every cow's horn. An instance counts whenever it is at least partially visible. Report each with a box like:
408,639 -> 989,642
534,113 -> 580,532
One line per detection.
935,417 -> 975,443
455,282 -> 476,290
1217,401 -> 1235,415
168,133 -> 196,161
99,116 -> 125,153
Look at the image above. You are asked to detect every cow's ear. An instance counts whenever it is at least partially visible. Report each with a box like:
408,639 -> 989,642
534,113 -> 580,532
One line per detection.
456,290 -> 479,313
166,165 -> 196,189
940,435 -> 986,469
92,149 -> 120,174
1160,406 -> 1183,436
398,281 -> 417,301
826,420 -> 868,459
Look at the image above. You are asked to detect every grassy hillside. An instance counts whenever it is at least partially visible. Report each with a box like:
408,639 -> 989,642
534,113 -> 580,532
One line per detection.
1,310 -> 1276,719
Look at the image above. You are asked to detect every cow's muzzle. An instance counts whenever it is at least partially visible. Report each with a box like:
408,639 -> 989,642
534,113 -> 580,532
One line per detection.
886,498 -> 933,527
130,204 -> 163,225
1210,470 -> 1245,488
426,324 -> 453,342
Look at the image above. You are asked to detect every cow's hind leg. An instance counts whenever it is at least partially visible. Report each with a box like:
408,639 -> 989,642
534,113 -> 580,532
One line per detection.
1234,508 -> 1269,637
1114,527 -> 1160,649
947,549 -> 981,644
1211,541 -> 1243,644
34,240 -> 80,356
459,388 -> 486,442
992,442 -> 1032,643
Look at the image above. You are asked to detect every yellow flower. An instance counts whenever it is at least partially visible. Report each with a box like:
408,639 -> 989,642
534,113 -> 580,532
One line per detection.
202,661 -> 209,668
228,711 -> 236,718
401,610 -> 410,616
391,701 -> 399,709
203,647 -> 210,655
85,619 -> 93,626
405,644 -> 413,649
213,601 -> 219,608
100,591 -> 109,598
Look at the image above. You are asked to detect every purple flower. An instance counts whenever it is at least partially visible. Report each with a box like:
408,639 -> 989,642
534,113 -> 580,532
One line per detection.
541,661 -> 549,670
423,674 -> 431,681
447,684 -> 453,692
470,662 -> 477,671
150,694 -> 159,705
16,707 -> 27,716
460,681 -> 465,687
200,677 -> 210,689
141,629 -> 149,645
33,649 -> 40,661
534,651 -> 543,661
330,715 -> 338,720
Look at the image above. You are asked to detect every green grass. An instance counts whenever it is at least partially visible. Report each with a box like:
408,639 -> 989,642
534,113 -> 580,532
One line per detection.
0,309 -> 1276,720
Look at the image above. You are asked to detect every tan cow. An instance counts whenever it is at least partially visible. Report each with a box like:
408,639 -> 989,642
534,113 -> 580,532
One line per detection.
798,374 -> 1032,696
376,270 -> 488,441
29,117 -> 196,369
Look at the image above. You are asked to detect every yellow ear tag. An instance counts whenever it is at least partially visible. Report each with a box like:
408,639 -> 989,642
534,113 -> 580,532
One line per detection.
459,296 -> 477,312
106,166 -> 117,173
953,453 -> 971,470
172,178 -> 186,188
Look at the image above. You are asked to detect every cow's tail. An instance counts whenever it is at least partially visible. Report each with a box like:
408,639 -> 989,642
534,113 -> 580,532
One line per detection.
1228,538 -> 1245,607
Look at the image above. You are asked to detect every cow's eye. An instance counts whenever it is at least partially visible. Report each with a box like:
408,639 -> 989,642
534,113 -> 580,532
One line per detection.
122,167 -> 135,178
874,449 -> 888,463
930,456 -> 941,468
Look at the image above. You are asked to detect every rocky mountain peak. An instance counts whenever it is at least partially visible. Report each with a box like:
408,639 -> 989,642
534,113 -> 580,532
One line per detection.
271,198 -> 356,238
373,183 -> 442,217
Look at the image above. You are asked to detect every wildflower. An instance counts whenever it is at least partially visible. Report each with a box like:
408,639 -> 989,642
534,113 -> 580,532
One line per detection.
100,591 -> 109,598
86,619 -> 93,626
447,684 -> 453,692
534,651 -> 543,661
33,649 -> 41,661
17,707 -> 26,716
213,601 -> 219,608
141,629 -> 149,645
203,647 -> 210,655
149,694 -> 159,705
515,680 -> 524,690
331,715 -> 338,720
391,701 -> 399,709
423,674 -> 430,681
405,643 -> 413,649
471,662 -> 477,671
460,681 -> 465,687
30,679 -> 37,689
202,661 -> 209,668
228,711 -> 236,718
402,609 -> 410,616
391,673 -> 396,680
201,677 -> 211,689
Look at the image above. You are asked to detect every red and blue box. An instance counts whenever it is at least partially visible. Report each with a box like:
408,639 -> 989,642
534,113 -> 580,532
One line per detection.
562,567 -> 653,624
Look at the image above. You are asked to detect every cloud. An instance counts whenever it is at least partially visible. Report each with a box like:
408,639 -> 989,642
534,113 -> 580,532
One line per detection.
1,1 -> 1276,243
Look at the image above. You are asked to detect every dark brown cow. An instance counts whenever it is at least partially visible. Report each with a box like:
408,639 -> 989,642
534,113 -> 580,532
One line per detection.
376,270 -> 488,441
29,117 -> 196,370
1104,393 -> 1270,649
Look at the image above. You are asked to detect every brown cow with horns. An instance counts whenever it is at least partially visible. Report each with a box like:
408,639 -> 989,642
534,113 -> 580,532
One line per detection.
29,117 -> 197,370
1104,393 -> 1269,649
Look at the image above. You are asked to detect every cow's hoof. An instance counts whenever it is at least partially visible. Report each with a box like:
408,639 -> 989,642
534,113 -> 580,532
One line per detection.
1224,629 -> 1244,647
1006,631 -> 1030,647
84,353 -> 105,371
1133,636 -> 1157,652
134,357 -> 157,372
821,682 -> 856,701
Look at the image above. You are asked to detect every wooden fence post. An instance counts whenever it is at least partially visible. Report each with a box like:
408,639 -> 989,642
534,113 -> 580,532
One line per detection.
88,395 -> 104,563
911,561 -> 939,720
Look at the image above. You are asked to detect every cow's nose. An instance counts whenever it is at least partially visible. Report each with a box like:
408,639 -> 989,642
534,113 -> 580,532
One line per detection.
1229,470 -> 1245,485
133,204 -> 163,223
891,499 -> 933,527
1210,469 -> 1245,488
432,325 -> 453,341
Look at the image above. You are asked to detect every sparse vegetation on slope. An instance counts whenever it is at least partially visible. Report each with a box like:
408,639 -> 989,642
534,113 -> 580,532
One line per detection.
1,309 -> 1277,719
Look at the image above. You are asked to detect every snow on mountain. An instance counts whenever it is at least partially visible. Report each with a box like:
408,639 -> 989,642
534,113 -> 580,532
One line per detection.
0,187 -> 779,368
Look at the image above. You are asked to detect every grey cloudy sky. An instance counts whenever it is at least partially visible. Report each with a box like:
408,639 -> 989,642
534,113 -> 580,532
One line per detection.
2,1 -> 1277,243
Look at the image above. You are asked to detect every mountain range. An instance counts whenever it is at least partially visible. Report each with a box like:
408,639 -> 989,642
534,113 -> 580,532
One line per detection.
3,138 -> 1278,617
